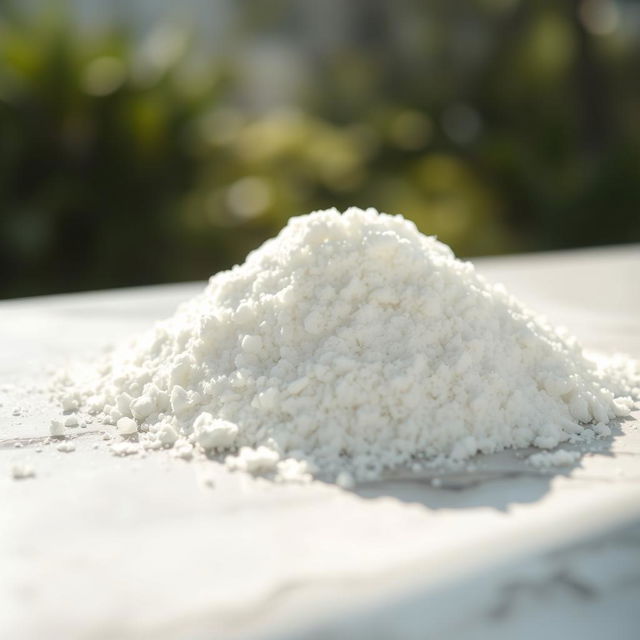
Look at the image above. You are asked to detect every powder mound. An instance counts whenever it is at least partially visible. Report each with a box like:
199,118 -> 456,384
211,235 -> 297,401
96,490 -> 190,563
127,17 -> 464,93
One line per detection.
57,207 -> 638,481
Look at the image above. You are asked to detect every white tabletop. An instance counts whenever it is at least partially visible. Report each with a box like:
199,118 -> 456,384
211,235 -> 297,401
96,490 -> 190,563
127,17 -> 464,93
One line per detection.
1,245 -> 639,640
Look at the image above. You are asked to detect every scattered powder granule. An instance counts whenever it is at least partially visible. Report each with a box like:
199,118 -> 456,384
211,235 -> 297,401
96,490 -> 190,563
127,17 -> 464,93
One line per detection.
594,423 -> 611,437
55,207 -> 639,482
193,414 -> 239,450
64,415 -> 79,428
49,420 -> 66,437
110,442 -> 140,457
61,396 -> 78,412
116,417 -> 138,436
225,447 -> 280,474
56,442 -> 76,453
275,458 -> 313,483
200,475 -> 216,489
172,442 -> 195,460
528,449 -> 581,469
10,463 -> 35,480
156,423 -> 179,446
141,437 -> 163,451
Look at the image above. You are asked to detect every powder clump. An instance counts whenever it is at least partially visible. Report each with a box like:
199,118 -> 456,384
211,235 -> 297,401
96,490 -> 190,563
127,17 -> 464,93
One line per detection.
57,208 -> 638,482
10,463 -> 36,480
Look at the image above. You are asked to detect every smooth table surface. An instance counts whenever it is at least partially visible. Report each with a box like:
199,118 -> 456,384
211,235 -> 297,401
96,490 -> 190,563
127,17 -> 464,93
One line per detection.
1,245 -> 639,640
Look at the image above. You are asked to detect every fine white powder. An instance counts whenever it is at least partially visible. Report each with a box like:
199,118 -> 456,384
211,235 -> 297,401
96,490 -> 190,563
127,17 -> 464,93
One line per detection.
56,208 -> 638,482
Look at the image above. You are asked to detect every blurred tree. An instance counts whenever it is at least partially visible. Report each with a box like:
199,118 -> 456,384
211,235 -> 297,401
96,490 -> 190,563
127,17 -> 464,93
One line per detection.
0,5 -> 220,296
0,0 -> 638,298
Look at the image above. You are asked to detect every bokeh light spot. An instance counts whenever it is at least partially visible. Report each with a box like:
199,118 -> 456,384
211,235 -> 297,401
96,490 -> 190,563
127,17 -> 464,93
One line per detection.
441,104 -> 482,145
579,0 -> 619,36
226,176 -> 272,220
389,110 -> 432,150
82,56 -> 126,97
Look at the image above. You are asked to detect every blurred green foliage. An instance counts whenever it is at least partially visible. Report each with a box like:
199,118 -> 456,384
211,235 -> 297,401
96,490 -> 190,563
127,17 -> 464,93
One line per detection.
0,0 -> 639,298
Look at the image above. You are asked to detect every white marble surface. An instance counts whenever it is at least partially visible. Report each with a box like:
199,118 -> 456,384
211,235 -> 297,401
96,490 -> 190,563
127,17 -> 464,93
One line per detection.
1,245 -> 639,640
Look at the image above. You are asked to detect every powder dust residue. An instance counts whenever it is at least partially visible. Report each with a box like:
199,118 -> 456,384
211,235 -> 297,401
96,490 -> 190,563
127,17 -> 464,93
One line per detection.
53,208 -> 639,483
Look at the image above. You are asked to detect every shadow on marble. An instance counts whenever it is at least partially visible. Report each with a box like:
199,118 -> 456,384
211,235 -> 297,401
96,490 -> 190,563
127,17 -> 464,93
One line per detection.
351,423 -> 625,512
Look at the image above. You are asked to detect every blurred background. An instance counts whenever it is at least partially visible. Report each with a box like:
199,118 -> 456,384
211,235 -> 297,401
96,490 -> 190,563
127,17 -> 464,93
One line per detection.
1,0 -> 639,299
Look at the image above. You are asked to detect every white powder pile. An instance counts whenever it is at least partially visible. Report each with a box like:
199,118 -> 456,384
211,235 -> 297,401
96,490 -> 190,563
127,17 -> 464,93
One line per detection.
55,207 -> 638,482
